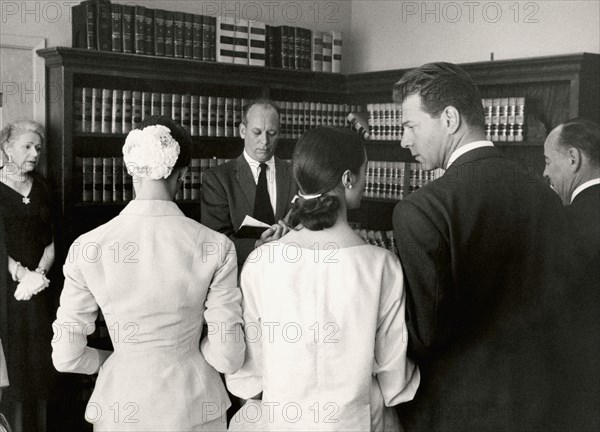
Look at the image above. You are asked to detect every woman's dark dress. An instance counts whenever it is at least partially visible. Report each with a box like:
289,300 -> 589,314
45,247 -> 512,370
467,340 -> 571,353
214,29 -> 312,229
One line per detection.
0,172 -> 55,401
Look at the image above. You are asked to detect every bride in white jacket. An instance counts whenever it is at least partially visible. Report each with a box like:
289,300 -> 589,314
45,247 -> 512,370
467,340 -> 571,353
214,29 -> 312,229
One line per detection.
52,115 -> 245,431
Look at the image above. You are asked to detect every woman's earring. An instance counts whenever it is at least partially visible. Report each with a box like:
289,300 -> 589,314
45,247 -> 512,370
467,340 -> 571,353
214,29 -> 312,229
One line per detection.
348,184 -> 353,189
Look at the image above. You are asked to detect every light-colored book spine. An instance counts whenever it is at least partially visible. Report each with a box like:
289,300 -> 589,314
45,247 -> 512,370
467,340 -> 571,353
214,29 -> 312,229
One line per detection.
331,31 -> 342,73
322,32 -> 332,73
234,18 -> 249,65
216,15 -> 235,63
248,20 -> 266,67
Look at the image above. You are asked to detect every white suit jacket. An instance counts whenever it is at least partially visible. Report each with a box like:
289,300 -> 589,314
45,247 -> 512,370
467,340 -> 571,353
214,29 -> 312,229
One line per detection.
52,200 -> 244,431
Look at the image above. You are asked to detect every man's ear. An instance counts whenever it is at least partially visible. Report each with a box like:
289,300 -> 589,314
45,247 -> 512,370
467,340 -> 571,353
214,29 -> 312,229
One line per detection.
568,147 -> 582,172
442,106 -> 460,134
239,122 -> 246,139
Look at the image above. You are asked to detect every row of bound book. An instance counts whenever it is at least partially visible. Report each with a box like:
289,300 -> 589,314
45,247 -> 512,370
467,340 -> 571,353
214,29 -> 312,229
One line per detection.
71,0 -> 342,72
76,157 -> 233,203
74,87 -> 359,138
364,161 -> 444,201
351,226 -> 398,255
483,97 -> 526,142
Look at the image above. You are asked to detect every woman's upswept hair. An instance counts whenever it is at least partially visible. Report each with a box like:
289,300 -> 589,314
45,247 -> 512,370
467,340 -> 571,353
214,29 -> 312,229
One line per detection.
289,127 -> 366,231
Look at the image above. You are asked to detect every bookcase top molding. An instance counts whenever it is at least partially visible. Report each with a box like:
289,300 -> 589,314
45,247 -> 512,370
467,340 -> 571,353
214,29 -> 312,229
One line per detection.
37,47 -> 346,94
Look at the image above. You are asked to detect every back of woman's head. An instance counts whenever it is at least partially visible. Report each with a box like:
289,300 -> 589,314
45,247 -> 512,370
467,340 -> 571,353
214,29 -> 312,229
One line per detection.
289,127 -> 366,231
122,115 -> 192,179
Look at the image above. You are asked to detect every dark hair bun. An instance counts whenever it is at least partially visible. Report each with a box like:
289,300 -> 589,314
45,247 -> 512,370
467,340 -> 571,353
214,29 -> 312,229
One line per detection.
289,195 -> 340,230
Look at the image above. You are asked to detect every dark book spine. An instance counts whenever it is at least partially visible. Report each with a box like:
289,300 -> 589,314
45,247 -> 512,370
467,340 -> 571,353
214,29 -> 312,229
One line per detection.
164,11 -> 174,57
293,27 -> 301,70
144,9 -> 154,55
96,1 -> 112,51
183,13 -> 194,59
208,16 -> 216,61
133,6 -> 146,55
71,3 -> 96,49
193,15 -> 203,60
110,4 -> 122,52
153,9 -> 165,56
174,12 -> 185,58
121,5 -> 134,54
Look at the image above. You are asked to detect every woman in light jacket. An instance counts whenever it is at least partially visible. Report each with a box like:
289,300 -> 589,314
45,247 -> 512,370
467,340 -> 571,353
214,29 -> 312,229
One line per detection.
226,127 -> 419,431
52,115 -> 245,431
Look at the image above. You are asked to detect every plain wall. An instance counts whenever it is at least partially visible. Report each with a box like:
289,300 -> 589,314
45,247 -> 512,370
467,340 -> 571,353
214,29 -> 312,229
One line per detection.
349,0 -> 600,72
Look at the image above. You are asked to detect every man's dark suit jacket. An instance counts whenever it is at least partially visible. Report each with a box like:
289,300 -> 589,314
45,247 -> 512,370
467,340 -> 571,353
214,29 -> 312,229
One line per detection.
393,147 -> 578,431
569,183 -> 600,260
201,155 -> 297,269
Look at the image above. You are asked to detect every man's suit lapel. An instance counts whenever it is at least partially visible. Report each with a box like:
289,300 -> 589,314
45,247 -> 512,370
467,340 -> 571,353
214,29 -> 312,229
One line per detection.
234,155 -> 255,211
275,157 -> 292,219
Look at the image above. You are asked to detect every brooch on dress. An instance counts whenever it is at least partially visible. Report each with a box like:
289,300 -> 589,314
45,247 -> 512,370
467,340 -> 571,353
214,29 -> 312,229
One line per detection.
22,197 -> 30,205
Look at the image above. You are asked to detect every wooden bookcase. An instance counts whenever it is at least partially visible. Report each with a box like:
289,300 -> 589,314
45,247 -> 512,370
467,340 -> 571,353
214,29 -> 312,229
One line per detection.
38,48 -> 599,248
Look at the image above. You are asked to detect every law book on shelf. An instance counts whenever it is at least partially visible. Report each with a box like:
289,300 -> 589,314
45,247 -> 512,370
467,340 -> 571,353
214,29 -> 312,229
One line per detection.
224,98 -> 234,137
171,93 -> 182,126
96,0 -> 112,51
153,9 -> 166,56
151,92 -> 161,116
100,89 -> 112,133
92,157 -> 103,201
82,87 -> 92,132
144,9 -> 154,55
90,88 -> 101,133
265,25 -> 276,67
203,16 -> 216,61
233,98 -> 241,137
133,6 -> 146,55
331,31 -> 342,73
110,3 -> 122,52
311,31 -> 323,72
121,4 -> 134,54
322,32 -> 332,72
183,13 -> 194,59
216,15 -> 235,63
132,91 -> 142,129
174,12 -> 185,58
141,91 -> 151,121
191,159 -> 201,200
164,11 -> 174,57
248,20 -> 266,67
71,1 -> 97,50
111,89 -> 123,134
181,94 -> 191,133
102,157 -> 113,202
235,215 -> 270,239
208,96 -> 217,136
199,96 -> 208,136
122,90 -> 132,134
74,87 -> 83,133
82,157 -> 93,202
113,157 -> 123,202
161,93 -> 172,117
293,27 -> 301,70
192,15 -> 203,59
234,19 -> 249,65
216,97 -> 225,137
191,95 -> 199,136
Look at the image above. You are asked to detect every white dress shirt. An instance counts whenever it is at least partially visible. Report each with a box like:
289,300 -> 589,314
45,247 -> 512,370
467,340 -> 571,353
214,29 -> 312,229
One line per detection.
571,178 -> 600,204
446,141 -> 495,169
243,150 -> 277,214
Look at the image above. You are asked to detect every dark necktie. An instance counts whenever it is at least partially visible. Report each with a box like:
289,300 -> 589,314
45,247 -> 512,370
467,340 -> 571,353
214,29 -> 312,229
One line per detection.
253,163 -> 276,225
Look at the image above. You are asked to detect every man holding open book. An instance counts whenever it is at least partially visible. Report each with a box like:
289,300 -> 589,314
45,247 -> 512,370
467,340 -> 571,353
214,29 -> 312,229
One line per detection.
201,99 -> 297,270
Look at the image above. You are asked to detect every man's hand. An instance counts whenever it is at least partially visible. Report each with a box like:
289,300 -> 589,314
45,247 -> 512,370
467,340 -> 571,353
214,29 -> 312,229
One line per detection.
255,220 -> 290,248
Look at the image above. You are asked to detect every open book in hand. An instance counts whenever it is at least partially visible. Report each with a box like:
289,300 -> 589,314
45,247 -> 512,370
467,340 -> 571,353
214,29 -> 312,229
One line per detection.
234,215 -> 271,239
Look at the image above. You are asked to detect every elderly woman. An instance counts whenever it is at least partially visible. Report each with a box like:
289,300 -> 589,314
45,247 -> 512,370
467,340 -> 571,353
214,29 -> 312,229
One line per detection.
0,120 -> 55,431
52,115 -> 245,431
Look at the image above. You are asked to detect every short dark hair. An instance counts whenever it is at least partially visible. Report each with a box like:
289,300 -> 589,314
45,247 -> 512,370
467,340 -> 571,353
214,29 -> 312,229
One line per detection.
557,118 -> 600,166
289,127 -> 366,231
242,98 -> 280,125
393,62 -> 485,127
137,115 -> 192,169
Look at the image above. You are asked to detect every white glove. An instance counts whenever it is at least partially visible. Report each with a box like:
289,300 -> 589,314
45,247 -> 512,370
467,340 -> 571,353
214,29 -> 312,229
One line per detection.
14,270 -> 50,301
